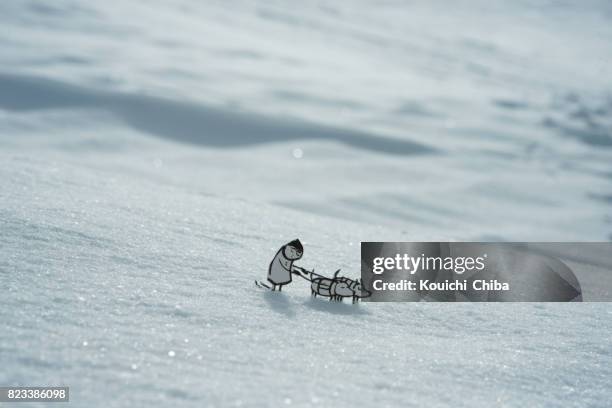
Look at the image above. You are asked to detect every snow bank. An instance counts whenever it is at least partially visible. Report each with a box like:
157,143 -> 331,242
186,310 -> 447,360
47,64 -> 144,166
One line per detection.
1,0 -> 611,406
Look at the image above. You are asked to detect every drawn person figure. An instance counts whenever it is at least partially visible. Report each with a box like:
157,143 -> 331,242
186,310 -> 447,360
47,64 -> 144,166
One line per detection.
267,239 -> 303,291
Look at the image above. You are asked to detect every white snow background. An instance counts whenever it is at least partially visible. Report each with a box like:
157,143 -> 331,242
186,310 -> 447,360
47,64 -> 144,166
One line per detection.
1,1 -> 612,407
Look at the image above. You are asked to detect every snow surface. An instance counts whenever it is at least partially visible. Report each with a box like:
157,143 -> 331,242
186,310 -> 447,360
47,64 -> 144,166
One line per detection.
1,1 -> 612,407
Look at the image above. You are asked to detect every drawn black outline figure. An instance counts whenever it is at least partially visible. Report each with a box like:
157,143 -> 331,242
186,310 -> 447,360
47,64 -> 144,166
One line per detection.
256,239 -> 304,291
255,240 -> 371,304
295,267 -> 372,303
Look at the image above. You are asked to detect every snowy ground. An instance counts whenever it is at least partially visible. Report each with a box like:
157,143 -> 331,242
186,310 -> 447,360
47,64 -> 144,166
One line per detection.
1,1 -> 612,407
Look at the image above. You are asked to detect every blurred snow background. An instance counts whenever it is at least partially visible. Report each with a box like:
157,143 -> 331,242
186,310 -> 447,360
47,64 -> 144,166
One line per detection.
1,0 -> 611,407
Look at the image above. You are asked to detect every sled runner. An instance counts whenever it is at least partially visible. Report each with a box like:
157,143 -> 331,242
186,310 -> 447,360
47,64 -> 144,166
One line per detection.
254,280 -> 272,290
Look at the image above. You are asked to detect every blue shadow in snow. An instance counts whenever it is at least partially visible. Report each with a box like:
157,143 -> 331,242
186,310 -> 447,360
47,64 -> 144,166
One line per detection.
262,291 -> 296,318
302,297 -> 369,316
0,72 -> 435,156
